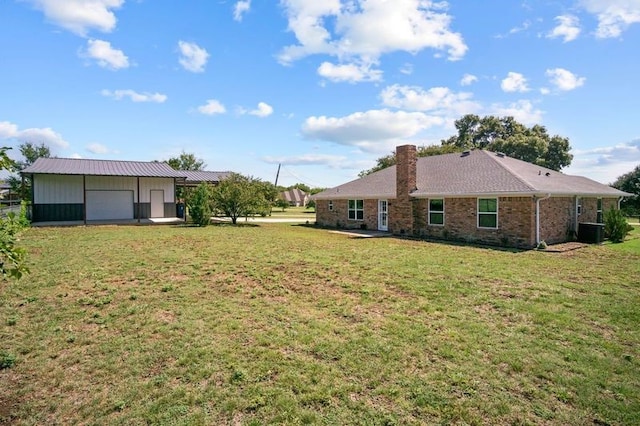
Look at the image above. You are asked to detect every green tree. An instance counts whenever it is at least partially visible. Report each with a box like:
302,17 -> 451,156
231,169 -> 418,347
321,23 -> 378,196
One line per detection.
0,147 -> 29,279
187,183 -> 213,226
165,151 -> 206,171
8,142 -> 52,199
288,183 -> 311,193
274,198 -> 289,212
612,164 -> 640,216
442,115 -> 573,171
211,173 -> 273,224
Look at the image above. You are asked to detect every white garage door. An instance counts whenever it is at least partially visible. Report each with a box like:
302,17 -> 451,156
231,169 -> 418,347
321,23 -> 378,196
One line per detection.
86,190 -> 134,221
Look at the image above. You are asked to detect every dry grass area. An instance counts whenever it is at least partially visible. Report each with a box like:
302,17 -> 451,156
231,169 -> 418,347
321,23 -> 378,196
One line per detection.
1,223 -> 639,425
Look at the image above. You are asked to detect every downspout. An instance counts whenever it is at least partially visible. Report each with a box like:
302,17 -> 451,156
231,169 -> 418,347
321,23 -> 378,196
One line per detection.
535,193 -> 551,246
618,196 -> 623,210
137,177 -> 141,224
83,175 -> 87,225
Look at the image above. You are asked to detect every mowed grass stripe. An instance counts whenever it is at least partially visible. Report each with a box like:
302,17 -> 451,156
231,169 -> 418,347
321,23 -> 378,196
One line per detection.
1,223 -> 638,425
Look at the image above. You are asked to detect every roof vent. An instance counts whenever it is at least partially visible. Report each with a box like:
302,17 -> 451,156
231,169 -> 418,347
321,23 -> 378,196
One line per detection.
496,152 -> 505,158
545,172 -> 551,177
461,150 -> 470,157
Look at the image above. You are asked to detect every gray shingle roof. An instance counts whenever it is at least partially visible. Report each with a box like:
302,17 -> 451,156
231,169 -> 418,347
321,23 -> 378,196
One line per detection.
182,170 -> 232,184
314,150 -> 630,199
21,157 -> 187,178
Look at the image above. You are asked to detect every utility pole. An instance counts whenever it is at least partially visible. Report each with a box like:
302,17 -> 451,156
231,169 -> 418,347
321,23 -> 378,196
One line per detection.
271,163 -> 281,216
274,163 -> 281,187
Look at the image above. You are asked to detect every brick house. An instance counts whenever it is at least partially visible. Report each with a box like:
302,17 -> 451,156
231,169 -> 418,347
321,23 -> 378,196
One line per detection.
313,145 -> 630,248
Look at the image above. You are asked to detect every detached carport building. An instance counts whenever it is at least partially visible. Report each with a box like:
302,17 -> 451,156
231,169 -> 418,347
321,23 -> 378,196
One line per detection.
21,158 -> 187,223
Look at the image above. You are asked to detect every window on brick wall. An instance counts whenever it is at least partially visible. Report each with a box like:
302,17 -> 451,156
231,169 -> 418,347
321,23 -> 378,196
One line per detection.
348,199 -> 364,220
429,198 -> 444,225
597,198 -> 603,223
328,200 -> 333,211
478,198 -> 498,228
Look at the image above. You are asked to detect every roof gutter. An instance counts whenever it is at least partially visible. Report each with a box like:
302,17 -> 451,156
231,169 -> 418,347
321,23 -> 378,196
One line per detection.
536,193 -> 552,246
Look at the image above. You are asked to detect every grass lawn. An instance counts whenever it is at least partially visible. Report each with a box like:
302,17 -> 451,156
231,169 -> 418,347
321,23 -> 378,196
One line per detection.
1,224 -> 639,425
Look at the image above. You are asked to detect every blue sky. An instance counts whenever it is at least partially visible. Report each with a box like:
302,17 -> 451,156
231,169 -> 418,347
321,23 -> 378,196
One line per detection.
1,0 -> 639,188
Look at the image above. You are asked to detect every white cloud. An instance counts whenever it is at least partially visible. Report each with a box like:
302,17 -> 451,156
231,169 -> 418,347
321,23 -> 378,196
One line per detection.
399,63 -> 413,75
460,73 -> 478,86
86,143 -> 110,154
233,0 -> 251,21
0,121 -> 69,149
547,15 -> 581,42
84,39 -> 129,70
26,0 -> 123,36
501,72 -> 529,93
317,61 -> 383,83
279,0 -> 467,68
546,68 -> 586,91
197,99 -> 226,115
248,102 -> 274,118
178,41 -> 209,73
263,153 -> 348,166
489,100 -> 543,125
565,139 -> 640,183
380,84 -> 479,116
301,109 -> 444,153
580,0 -> 640,38
101,89 -> 167,103
0,121 -> 19,139
509,20 -> 531,35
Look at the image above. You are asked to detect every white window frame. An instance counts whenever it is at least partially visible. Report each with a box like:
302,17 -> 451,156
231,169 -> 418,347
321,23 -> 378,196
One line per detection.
597,198 -> 603,223
428,198 -> 445,226
477,198 -> 498,229
348,199 -> 364,221
328,200 -> 333,211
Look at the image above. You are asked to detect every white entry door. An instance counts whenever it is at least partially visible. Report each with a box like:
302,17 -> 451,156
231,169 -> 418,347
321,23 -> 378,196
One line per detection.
150,190 -> 164,218
378,199 -> 388,231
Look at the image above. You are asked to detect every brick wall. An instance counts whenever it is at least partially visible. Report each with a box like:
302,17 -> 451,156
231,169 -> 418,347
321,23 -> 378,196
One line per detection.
315,199 -> 381,230
413,196 -> 536,248
539,197 -> 574,244
317,195 -> 622,248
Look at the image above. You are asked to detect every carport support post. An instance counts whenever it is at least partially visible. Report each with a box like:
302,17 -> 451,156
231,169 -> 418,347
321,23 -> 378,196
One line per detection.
137,177 -> 141,223
83,175 -> 87,225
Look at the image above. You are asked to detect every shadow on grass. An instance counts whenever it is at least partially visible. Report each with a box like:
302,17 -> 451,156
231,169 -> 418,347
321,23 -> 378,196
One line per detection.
173,221 -> 261,228
299,223 -> 526,253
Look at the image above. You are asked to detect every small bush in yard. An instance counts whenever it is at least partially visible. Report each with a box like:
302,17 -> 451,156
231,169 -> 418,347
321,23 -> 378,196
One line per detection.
188,183 -> 212,227
0,351 -> 16,369
604,207 -> 633,243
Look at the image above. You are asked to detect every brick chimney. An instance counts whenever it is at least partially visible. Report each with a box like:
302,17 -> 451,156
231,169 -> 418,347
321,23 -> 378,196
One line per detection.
391,144 -> 417,234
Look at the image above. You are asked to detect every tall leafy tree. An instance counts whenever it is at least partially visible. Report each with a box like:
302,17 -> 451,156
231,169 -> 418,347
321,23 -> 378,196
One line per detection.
612,164 -> 640,215
163,151 -> 206,205
360,115 -> 574,177
8,142 -> 52,199
165,151 -> 206,171
442,115 -> 573,171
